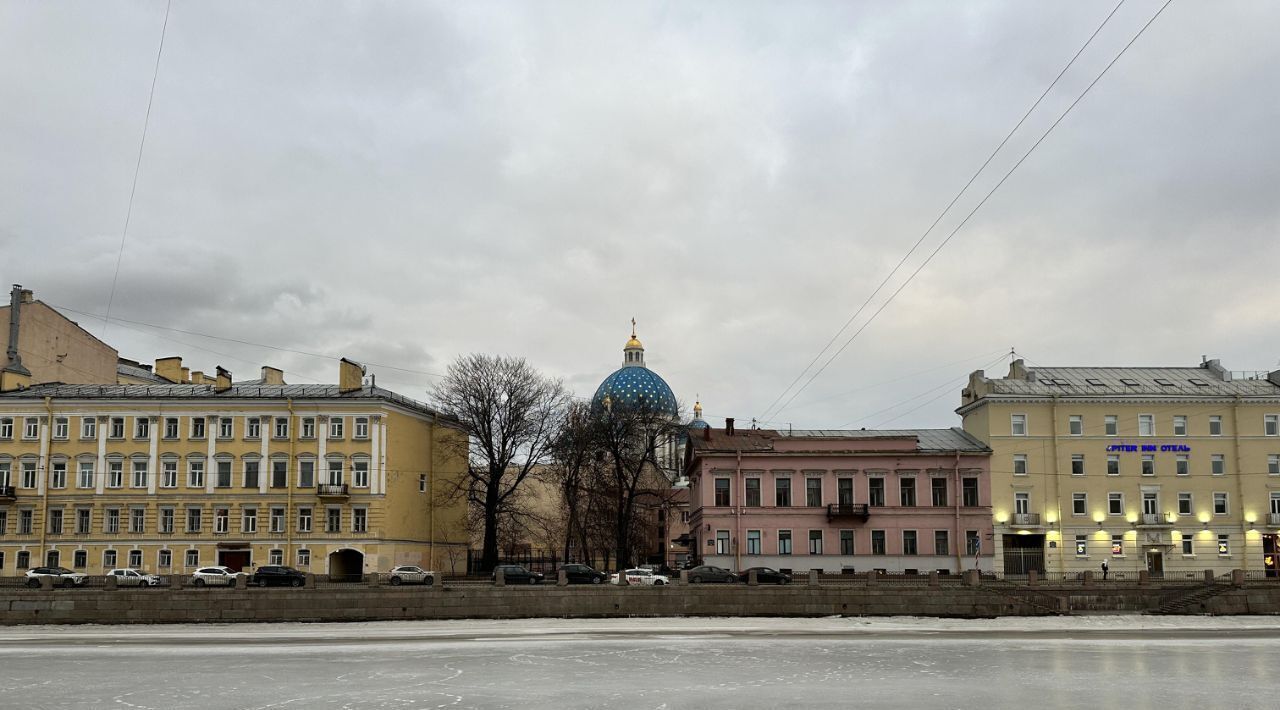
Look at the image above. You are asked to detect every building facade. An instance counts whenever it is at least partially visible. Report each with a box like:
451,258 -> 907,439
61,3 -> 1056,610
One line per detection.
960,358 -> 1280,577
0,357 -> 470,578
686,422 -> 994,574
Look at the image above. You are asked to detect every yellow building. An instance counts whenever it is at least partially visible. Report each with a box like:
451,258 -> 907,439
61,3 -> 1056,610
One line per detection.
960,358 -> 1280,577
0,355 -> 469,578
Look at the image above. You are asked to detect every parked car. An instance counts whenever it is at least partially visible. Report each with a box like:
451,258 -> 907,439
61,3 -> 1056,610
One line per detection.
558,564 -> 606,584
107,568 -> 162,587
388,565 -> 436,586
686,565 -> 737,583
738,567 -> 791,585
492,564 -> 543,584
190,566 -> 243,587
610,568 -> 670,586
25,566 -> 87,588
251,565 -> 306,587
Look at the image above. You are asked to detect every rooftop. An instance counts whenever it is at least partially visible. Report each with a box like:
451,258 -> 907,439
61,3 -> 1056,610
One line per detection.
966,359 -> 1280,401
688,426 -> 989,454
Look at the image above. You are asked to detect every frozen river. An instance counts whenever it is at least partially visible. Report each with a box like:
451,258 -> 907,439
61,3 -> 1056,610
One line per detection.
2,617 -> 1279,709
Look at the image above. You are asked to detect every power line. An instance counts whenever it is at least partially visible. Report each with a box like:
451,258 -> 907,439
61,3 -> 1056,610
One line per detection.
760,0 -> 1173,422
836,352 -> 1010,428
103,0 -> 172,339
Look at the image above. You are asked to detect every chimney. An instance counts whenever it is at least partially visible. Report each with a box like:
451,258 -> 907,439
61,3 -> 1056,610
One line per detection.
191,370 -> 204,384
260,366 -> 285,385
181,367 -> 190,383
725,417 -> 735,436
2,284 -> 32,392
338,358 -> 365,393
214,366 -> 232,393
1008,359 -> 1028,380
154,357 -> 184,383
703,424 -> 711,441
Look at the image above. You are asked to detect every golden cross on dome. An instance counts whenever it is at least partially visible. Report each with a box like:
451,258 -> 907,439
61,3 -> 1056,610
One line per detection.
631,317 -> 636,338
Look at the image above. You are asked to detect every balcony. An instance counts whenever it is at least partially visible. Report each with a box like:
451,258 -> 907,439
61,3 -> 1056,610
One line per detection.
826,503 -> 870,522
1138,513 -> 1174,527
1269,513 -> 1280,527
317,483 -> 349,500
1011,513 -> 1041,527
0,486 -> 15,502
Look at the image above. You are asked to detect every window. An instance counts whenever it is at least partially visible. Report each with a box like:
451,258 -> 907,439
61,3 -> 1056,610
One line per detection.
899,478 -> 916,507
214,507 -> 229,534
353,508 -> 367,533
1142,491 -> 1159,519
218,417 -> 233,439
23,417 -> 40,440
0,417 -> 11,439
158,549 -> 172,568
271,460 -> 288,488
128,549 -> 142,568
103,550 -> 117,568
1218,534 -> 1230,556
837,478 -> 853,505
17,550 -> 29,569
1013,455 -> 1027,476
902,530 -> 918,556
299,460 -> 315,488
931,478 -> 947,507
1107,455 -> 1120,476
187,460 -> 204,488
1213,492 -> 1228,516
1011,414 -> 1026,436
354,417 -> 369,439
76,508 -> 90,534
242,507 -> 257,533
48,509 -> 63,534
160,460 -> 177,488
0,461 -> 8,489
104,508 -> 120,533
54,417 -> 68,440
418,474 -> 427,492
962,478 -> 979,507
131,460 -> 148,488
105,417 -> 125,440
21,461 -> 37,489
1068,415 -> 1082,436
1072,492 -> 1087,516
746,530 -> 761,555
1209,416 -> 1222,436
80,417 -> 96,440
1270,455 -> 1280,476
1108,492 -> 1124,516
868,477 -> 885,507
774,478 -> 791,507
190,417 -> 206,439
0,509 -> 6,534
1267,415 -> 1279,437
1075,535 -> 1087,557
78,461 -> 94,489
1014,492 -> 1029,515
777,530 -> 792,555
106,460 -> 123,488
1272,492 -> 1280,516
1176,456 -> 1189,476
934,530 -> 949,556
326,460 -> 343,486
808,530 -> 823,555
269,549 -> 284,565
353,460 -> 369,488
1178,492 -> 1192,516
163,417 -> 178,439
129,508 -> 145,533
19,509 -> 32,534
270,507 -> 285,533
713,478 -> 730,506
244,461 -> 260,488
273,417 -> 289,439
297,507 -> 312,533
1071,455 -> 1085,476
745,479 -> 761,507
1111,535 -> 1123,556
74,550 -> 86,568
134,417 -> 150,440
806,478 -> 822,507
297,549 -> 310,567
301,417 -> 315,439
715,530 -> 730,555
326,507 -> 341,533
246,417 -> 261,439
185,508 -> 202,533
159,508 -> 174,534
840,530 -> 854,555
329,417 -> 344,439
966,531 -> 980,556
1173,415 -> 1187,437
185,549 -> 199,567
1211,454 -> 1225,476
1138,414 -> 1154,437
1141,455 -> 1155,476
50,461 -> 66,489
1181,536 -> 1193,555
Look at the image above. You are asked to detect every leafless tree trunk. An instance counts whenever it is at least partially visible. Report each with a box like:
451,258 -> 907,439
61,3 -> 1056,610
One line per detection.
432,353 -> 570,574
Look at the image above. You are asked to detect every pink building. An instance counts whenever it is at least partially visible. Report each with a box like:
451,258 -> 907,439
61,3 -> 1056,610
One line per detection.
686,421 -> 994,574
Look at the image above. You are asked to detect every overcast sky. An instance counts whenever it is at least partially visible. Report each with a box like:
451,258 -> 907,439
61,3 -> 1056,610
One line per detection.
2,1 -> 1277,430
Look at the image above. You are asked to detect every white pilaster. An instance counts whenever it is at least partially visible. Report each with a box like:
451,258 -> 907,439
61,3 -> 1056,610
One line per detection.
369,415 -> 381,495
95,417 -> 106,495
379,417 -> 387,493
205,427 -> 215,494
147,416 -> 158,495
259,430 -> 269,494
37,415 -> 49,495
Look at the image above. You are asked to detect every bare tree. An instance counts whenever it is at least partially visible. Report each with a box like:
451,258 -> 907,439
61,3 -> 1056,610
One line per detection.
546,400 -> 600,564
432,353 -> 570,574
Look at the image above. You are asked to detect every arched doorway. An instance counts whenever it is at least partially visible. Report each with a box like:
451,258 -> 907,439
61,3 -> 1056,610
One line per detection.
328,549 -> 364,582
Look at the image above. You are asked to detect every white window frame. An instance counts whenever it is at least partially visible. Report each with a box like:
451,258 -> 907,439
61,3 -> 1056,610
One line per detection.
106,460 -> 123,489
187,460 -> 205,488
354,417 -> 369,439
1213,491 -> 1228,516
1010,414 -> 1027,437
352,459 -> 370,489
77,461 -> 94,489
1071,492 -> 1087,516
1211,454 -> 1225,476
1176,455 -> 1189,476
1012,454 -> 1027,476
49,461 -> 66,489
1107,492 -> 1124,516
1104,415 -> 1118,437
301,417 -> 315,439
218,417 -> 233,440
23,417 -> 40,440
352,507 -> 368,533
1070,454 -> 1084,476
163,417 -> 179,439
80,417 -> 96,440
134,417 -> 150,440
161,460 -> 178,488
1178,492 -> 1192,516
1209,415 -> 1222,436
1068,415 -> 1082,436
273,417 -> 289,440
328,417 -> 344,439
246,417 -> 261,439
1138,414 -> 1154,437
1141,455 -> 1155,476
242,507 -> 257,534
1266,414 -> 1279,438
190,416 -> 206,440
53,417 -> 68,440
1173,415 -> 1187,437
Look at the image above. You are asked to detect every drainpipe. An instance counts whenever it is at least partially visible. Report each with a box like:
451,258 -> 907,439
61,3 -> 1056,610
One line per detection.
428,412 -> 435,571
286,399 -> 295,564
38,395 -> 52,565
953,449 -> 962,572
734,451 -> 742,571
1232,396 -> 1247,572
1049,395 -> 1062,574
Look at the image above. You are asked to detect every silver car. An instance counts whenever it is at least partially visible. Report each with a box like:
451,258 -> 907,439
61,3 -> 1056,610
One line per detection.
190,566 -> 242,587
108,568 -> 162,587
388,565 -> 436,586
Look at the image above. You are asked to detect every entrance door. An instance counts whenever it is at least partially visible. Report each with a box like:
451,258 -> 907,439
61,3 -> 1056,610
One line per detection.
1264,535 -> 1280,578
1145,549 -> 1164,577
219,550 -> 251,571
328,549 -> 364,582
1001,534 -> 1045,575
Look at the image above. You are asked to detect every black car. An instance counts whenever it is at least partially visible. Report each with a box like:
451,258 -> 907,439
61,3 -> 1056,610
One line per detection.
686,565 -> 737,583
558,564 -> 606,584
738,567 -> 791,585
492,564 -> 544,584
251,565 -> 306,588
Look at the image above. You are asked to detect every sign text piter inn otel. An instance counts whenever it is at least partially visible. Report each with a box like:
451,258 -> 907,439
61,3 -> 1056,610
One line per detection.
1105,443 -> 1192,452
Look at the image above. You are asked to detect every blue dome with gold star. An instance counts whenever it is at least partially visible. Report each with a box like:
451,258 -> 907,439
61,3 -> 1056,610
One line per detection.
591,324 -> 679,416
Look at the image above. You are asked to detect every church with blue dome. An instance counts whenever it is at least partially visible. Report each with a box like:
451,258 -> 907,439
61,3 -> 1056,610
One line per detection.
591,322 -> 679,416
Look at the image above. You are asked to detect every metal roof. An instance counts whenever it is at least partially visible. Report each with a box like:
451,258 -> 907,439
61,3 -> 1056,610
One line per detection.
115,362 -> 167,383
988,367 -> 1280,397
779,427 -> 989,452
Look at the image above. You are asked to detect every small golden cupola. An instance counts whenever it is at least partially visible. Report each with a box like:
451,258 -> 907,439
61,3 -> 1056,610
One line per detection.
623,317 -> 645,367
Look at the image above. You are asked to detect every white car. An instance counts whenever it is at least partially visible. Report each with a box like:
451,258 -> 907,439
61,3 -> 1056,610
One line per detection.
108,568 -> 163,587
24,566 -> 88,588
190,566 -> 243,587
387,565 -> 437,586
610,568 -> 671,586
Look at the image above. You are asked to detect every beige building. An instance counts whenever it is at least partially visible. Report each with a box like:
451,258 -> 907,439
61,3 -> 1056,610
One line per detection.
0,347 -> 470,578
960,358 -> 1280,577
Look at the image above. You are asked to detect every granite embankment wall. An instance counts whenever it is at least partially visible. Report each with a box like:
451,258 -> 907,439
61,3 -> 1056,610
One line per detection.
3,583 -> 1278,625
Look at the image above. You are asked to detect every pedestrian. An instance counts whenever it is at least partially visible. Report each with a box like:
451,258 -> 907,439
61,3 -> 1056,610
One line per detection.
1101,560 -> 1109,580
